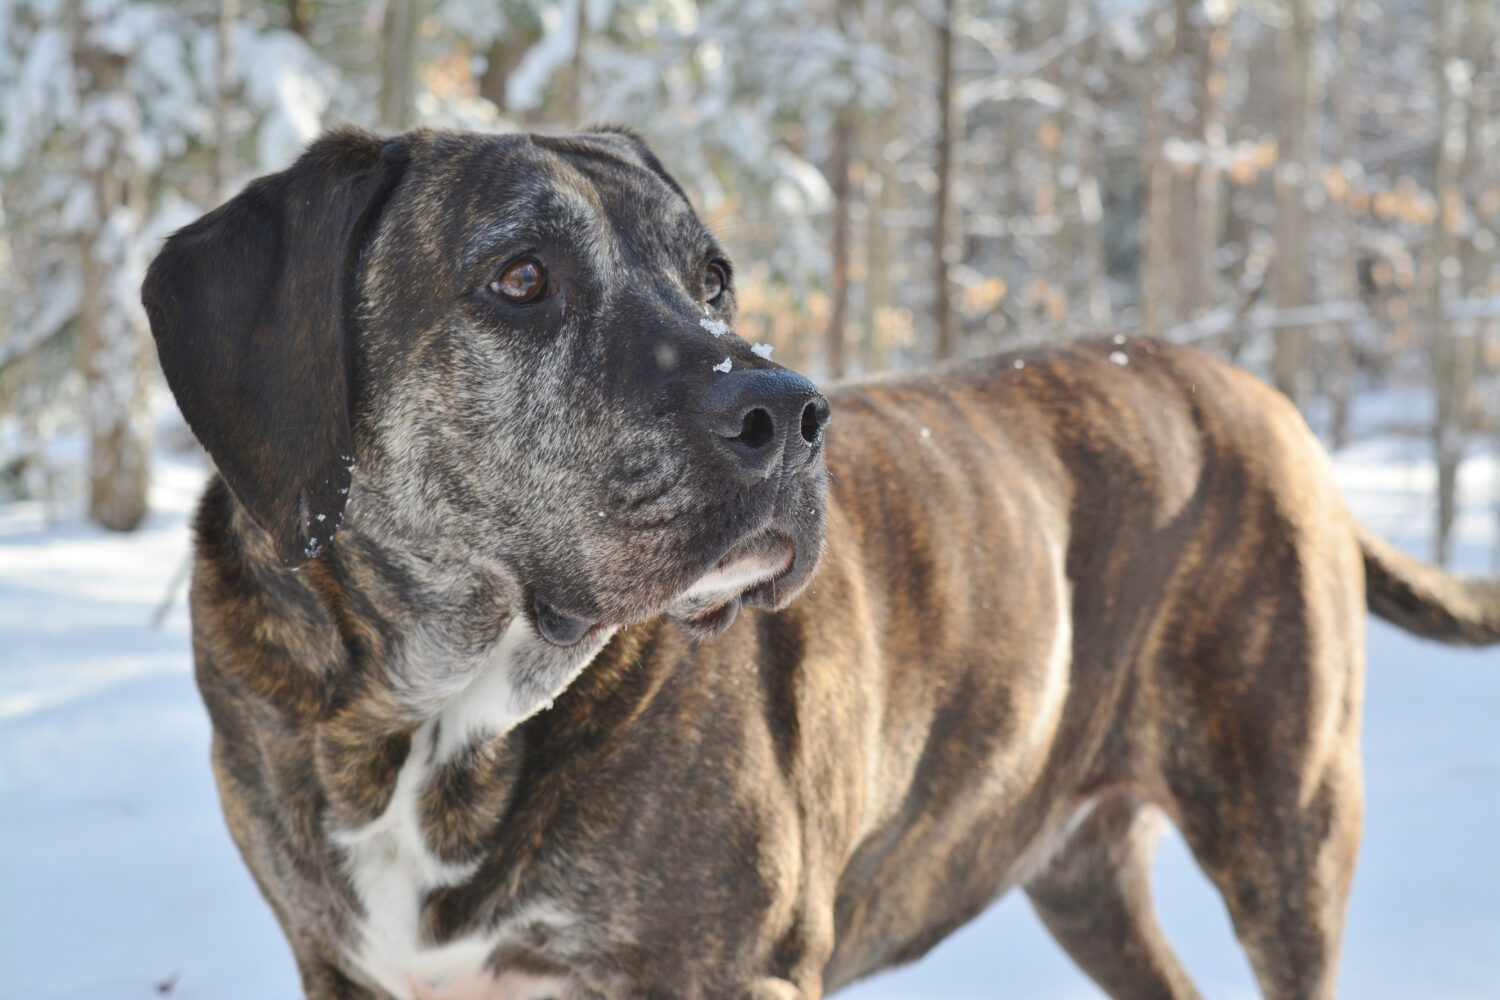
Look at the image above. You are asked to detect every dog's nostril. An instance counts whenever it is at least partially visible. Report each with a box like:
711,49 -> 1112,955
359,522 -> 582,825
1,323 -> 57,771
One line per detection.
800,401 -> 827,444
733,408 -> 776,450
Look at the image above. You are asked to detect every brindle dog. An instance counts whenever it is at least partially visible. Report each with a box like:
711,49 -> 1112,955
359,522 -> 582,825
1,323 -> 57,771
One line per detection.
144,127 -> 1500,1000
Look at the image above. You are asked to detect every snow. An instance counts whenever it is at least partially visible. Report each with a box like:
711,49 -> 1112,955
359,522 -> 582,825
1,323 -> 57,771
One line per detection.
506,2 -> 576,114
701,316 -> 732,338
1,406 -> 1497,1000
770,144 -> 833,215
236,26 -> 333,172
713,357 -> 733,373
752,342 -> 774,360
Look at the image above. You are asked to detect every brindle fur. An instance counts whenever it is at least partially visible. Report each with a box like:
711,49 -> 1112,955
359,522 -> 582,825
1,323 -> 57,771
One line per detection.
144,127 -> 1500,1000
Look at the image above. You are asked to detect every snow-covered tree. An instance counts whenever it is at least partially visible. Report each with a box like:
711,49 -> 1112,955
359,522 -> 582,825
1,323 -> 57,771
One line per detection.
0,0 -> 345,527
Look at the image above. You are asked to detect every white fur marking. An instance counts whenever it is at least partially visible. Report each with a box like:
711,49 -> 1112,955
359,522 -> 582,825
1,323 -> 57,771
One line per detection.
333,718 -> 489,1000
1006,537 -> 1078,887
431,619 -> 534,759
1010,797 -> 1100,888
335,619 -> 609,998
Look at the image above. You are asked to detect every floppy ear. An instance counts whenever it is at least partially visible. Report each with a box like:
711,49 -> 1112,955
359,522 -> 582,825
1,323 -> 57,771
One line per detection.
143,128 -> 409,567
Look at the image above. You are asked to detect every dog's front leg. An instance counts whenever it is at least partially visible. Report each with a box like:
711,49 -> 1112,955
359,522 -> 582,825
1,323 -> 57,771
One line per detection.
295,953 -> 383,1000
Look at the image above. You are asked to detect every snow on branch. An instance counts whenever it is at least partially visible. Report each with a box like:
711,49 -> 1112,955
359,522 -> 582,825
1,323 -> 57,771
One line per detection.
0,272 -> 82,375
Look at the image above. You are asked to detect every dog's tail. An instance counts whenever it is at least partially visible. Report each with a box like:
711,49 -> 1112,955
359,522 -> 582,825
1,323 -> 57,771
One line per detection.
1359,524 -> 1500,645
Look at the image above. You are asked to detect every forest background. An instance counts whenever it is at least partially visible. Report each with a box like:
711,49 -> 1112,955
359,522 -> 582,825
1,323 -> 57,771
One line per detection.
2,4 -> 1499,999
3,0 -> 1500,565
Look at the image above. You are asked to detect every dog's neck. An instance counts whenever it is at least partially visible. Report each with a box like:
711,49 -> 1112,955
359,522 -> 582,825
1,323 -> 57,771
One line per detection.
210,481 -> 619,830
230,512 -> 668,998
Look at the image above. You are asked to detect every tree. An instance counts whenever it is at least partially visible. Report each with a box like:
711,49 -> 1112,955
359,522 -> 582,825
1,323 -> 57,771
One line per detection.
380,0 -> 419,129
1428,0 -> 1487,564
1,0 -> 349,529
826,0 -> 858,378
932,0 -> 959,359
69,0 -> 151,531
1271,0 -> 1314,410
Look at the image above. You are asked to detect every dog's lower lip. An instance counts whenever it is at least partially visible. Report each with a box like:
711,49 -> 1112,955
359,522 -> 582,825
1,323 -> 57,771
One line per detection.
742,564 -> 790,606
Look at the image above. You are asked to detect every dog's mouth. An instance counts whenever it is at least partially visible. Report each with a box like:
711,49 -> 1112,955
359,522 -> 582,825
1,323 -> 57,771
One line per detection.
690,528 -> 797,598
529,449 -> 829,648
665,518 -> 830,639
530,527 -> 808,648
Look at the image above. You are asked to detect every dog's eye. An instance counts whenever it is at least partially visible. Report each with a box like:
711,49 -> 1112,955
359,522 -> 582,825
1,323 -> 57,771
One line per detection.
703,262 -> 727,305
489,259 -> 547,303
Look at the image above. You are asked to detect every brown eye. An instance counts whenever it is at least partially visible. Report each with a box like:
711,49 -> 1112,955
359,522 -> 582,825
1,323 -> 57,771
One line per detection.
490,259 -> 546,303
703,262 -> 726,304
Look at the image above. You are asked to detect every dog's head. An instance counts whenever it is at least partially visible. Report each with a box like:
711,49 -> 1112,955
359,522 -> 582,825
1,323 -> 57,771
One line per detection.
143,127 -> 828,648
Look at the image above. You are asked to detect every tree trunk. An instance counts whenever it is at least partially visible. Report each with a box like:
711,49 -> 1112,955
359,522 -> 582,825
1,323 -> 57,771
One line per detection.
1164,0 -> 1207,328
567,0 -> 588,126
1073,2 -> 1110,331
932,0 -> 959,360
826,0 -> 858,379
1462,3 -> 1500,569
1328,0 -> 1359,449
1140,0 -> 1199,336
827,122 -> 852,378
1429,0 -> 1458,565
1271,0 -> 1313,410
1430,0 -> 1487,564
1042,6 -> 1070,336
1195,7 -> 1227,330
380,0 -> 418,129
286,0 -> 307,37
862,1 -> 897,373
999,5 -> 1033,343
213,0 -> 238,201
480,33 -> 538,114
70,0 -> 150,532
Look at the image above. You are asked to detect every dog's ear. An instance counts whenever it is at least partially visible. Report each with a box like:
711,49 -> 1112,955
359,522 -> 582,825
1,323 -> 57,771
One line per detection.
586,125 -> 691,204
143,128 -> 409,568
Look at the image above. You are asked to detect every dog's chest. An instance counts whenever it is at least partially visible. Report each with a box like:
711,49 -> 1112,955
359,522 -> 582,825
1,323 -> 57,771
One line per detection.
330,624 -> 594,1000
332,720 -> 479,999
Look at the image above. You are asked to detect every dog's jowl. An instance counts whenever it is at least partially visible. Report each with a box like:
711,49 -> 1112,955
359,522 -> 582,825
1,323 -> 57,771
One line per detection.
144,127 -> 1499,1000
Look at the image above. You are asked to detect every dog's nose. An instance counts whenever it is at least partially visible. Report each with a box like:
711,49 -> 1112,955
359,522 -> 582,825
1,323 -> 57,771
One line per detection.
700,369 -> 830,480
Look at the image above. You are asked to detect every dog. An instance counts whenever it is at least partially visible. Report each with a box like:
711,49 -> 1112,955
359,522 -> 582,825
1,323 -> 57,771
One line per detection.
143,126 -> 1500,1000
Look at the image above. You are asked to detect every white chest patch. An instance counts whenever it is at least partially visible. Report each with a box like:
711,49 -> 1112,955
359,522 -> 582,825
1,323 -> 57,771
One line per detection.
333,722 -> 491,999
332,618 -> 606,1000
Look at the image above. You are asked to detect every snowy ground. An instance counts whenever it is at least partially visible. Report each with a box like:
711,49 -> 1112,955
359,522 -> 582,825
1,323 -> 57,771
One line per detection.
2,405 -> 1497,1000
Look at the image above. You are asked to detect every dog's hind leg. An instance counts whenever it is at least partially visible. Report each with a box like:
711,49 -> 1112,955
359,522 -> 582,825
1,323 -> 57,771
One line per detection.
1171,749 -> 1362,1000
1161,572 -> 1367,1000
1169,723 -> 1364,1000
1023,793 -> 1204,1000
